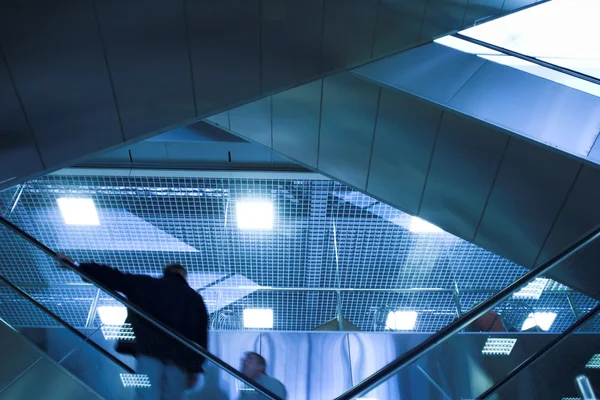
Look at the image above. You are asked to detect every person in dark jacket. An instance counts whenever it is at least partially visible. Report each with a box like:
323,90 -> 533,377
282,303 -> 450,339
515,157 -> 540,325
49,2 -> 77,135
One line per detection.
57,254 -> 208,400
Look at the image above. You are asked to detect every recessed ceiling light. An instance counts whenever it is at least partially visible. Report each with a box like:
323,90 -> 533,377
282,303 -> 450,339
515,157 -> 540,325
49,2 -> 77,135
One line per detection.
97,306 -> 127,325
100,323 -> 135,341
586,354 -> 600,369
120,374 -> 151,388
243,308 -> 273,329
521,312 -> 557,331
409,217 -> 443,233
482,338 -> 517,355
385,311 -> 418,330
513,278 -> 549,300
57,198 -> 100,226
236,200 -> 274,230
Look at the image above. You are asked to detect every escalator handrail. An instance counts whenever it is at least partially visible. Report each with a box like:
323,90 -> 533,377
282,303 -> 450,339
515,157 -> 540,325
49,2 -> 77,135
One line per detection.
0,215 -> 282,400
0,273 -> 135,374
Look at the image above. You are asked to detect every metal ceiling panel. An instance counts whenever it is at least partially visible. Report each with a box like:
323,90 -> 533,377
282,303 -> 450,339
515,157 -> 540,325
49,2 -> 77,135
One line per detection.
475,139 -> 581,267
462,0 -> 504,27
319,0 -> 379,72
420,113 -> 508,240
272,80 -> 322,169
537,166 -> 600,298
366,88 -> 441,215
165,142 -> 229,164
353,43 -> 486,104
372,0 -> 428,58
260,0 -> 323,94
207,112 -> 231,130
229,97 -> 272,148
0,0 -> 123,168
420,0 -> 469,39
318,73 -> 380,190
0,321 -> 42,393
129,142 -> 169,163
0,56 -> 43,185
448,61 -> 600,160
186,0 -> 261,113
94,0 -> 195,139
502,0 -> 536,11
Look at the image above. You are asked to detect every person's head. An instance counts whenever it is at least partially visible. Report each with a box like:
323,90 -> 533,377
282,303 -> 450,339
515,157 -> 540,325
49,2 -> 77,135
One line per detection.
241,352 -> 266,379
163,264 -> 187,280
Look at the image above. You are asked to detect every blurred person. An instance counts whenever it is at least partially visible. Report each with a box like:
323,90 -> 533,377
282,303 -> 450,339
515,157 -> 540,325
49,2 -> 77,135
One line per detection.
240,352 -> 287,399
57,254 -> 208,400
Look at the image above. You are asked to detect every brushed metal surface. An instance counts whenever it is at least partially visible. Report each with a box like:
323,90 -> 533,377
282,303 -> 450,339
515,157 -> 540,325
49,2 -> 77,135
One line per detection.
0,55 -> 43,184
95,0 -> 195,139
261,332 -> 352,400
353,43 -> 486,105
261,0 -> 323,93
229,97 -> 272,148
0,0 -> 122,168
272,80 -> 322,169
420,0 -> 469,39
475,138 -> 581,267
318,73 -> 380,190
186,0 -> 261,114
372,0 -> 428,58
320,0 -> 379,72
420,113 -> 508,239
0,321 -> 42,393
367,88 -> 442,215
448,61 -> 600,159
0,357 -> 102,399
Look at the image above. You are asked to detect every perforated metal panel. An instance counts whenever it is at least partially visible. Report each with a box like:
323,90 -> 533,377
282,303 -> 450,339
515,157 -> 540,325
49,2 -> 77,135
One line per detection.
0,173 -> 597,332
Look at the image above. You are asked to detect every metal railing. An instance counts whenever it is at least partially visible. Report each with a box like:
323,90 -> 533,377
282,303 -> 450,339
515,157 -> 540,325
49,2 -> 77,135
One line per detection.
0,215 -> 282,400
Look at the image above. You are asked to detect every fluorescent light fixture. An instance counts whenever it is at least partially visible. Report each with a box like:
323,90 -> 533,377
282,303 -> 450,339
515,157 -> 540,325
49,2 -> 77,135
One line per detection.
586,354 -> 600,369
101,324 -> 135,341
385,311 -> 418,330
57,198 -> 100,226
97,306 -> 128,325
482,338 -> 517,356
243,308 -> 273,329
513,278 -> 549,300
521,312 -> 557,331
409,217 -> 443,233
120,374 -> 151,388
236,200 -> 274,230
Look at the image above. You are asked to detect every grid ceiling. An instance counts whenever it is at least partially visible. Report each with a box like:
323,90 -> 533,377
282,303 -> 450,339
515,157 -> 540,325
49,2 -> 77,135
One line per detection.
0,174 -> 597,332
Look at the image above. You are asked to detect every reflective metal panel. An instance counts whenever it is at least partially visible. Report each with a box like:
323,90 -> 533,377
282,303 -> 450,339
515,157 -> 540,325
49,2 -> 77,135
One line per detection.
95,0 -> 195,139
420,0 -> 469,39
367,88 -> 441,214
538,166 -> 600,297
165,142 -> 230,164
129,142 -> 169,163
272,80 -> 322,169
207,112 -> 231,130
420,113 -> 508,239
475,138 -> 581,267
372,0 -> 428,58
320,0 -> 379,72
261,0 -> 323,93
229,97 -> 272,147
0,357 -> 102,399
0,56 -> 43,186
502,0 -> 536,11
0,321 -> 42,392
260,332 -> 352,400
462,0 -> 504,28
318,73 -> 380,190
448,61 -> 600,159
0,0 -> 122,168
353,43 -> 486,105
186,0 -> 261,113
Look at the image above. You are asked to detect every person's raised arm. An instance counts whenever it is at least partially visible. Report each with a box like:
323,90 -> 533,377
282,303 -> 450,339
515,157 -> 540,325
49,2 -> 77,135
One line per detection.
57,253 -> 135,295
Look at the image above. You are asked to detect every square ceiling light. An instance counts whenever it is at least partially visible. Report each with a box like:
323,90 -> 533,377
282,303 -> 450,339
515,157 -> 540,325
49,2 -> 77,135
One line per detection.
385,311 -> 418,330
57,198 -> 100,226
513,278 -> 549,300
521,312 -> 557,331
243,308 -> 273,329
236,200 -> 273,230
409,217 -> 443,233
120,374 -> 151,388
586,354 -> 600,369
97,306 -> 128,325
482,338 -> 517,355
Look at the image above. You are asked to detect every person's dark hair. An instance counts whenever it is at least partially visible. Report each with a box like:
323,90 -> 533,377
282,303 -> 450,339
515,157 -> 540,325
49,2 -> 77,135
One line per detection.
164,264 -> 187,277
246,351 -> 266,369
